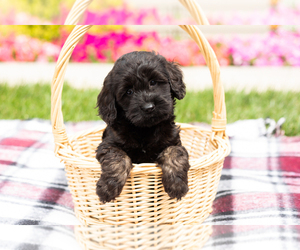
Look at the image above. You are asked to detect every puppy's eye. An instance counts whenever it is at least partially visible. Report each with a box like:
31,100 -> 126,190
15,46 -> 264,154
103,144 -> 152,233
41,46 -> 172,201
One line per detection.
150,80 -> 157,86
126,89 -> 134,95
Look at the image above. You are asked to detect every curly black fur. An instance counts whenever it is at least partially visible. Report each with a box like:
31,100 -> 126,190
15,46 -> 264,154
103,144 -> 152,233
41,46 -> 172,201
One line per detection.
96,51 -> 190,203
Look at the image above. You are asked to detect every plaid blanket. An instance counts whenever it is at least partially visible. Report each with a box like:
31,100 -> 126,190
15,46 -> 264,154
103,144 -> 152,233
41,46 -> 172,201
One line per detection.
0,119 -> 299,249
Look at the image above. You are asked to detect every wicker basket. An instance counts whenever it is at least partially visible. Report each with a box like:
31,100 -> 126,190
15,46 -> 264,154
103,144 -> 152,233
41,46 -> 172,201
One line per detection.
75,224 -> 212,250
51,1 -> 230,249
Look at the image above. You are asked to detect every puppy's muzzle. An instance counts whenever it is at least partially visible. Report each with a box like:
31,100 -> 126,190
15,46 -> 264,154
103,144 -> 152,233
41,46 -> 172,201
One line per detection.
141,102 -> 155,113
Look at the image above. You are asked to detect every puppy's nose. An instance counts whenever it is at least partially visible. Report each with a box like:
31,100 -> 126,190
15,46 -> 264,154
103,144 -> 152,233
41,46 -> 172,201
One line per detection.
142,102 -> 155,113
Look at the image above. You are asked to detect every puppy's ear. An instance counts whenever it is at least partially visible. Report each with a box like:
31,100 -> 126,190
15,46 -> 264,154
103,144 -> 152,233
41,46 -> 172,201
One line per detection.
96,73 -> 117,125
166,61 -> 186,100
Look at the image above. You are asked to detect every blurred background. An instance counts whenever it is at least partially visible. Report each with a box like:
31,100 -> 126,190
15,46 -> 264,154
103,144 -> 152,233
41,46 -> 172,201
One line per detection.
1,0 -> 300,24
0,1 -> 299,135
1,24 -> 299,88
1,24 -> 299,136
1,24 -> 300,66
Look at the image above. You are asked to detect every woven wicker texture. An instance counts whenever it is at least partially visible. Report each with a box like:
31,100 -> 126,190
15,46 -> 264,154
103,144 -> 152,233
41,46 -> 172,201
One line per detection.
75,224 -> 212,250
53,1 -> 231,249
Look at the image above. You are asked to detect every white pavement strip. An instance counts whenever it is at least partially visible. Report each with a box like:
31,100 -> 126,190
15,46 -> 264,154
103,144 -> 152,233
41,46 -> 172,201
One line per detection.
1,63 -> 300,92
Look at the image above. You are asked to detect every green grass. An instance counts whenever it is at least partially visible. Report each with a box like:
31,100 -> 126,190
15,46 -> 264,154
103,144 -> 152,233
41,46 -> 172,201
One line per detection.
1,83 -> 299,136
0,83 -> 99,121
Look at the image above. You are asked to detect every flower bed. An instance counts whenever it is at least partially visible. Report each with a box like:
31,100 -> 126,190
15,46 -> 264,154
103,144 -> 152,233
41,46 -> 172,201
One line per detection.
0,27 -> 299,66
209,3 -> 300,25
2,2 -> 300,25
0,34 -> 60,62
210,28 -> 300,66
81,5 -> 193,25
73,3 -> 300,25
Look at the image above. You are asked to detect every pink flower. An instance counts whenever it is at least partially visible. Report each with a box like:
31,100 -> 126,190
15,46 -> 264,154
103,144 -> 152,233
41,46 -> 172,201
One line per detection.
0,25 -> 299,67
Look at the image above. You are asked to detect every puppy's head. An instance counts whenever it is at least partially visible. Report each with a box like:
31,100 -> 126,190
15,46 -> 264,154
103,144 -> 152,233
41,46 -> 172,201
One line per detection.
97,51 -> 186,127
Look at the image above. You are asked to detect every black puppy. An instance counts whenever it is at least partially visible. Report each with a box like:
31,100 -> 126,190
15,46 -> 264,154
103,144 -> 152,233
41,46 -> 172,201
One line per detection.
96,51 -> 190,203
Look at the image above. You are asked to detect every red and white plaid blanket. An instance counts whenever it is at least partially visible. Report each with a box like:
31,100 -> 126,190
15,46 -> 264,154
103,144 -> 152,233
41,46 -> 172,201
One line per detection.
0,119 -> 299,249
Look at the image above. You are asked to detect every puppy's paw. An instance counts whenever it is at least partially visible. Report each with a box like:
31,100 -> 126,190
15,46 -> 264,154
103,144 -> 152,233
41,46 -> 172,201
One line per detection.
95,145 -> 133,204
163,175 -> 189,200
157,145 -> 190,200
96,177 -> 124,204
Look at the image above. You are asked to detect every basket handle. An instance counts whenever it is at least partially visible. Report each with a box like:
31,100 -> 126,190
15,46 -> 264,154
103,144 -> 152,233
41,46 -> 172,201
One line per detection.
178,0 -> 209,25
64,0 -> 208,25
51,25 -> 226,154
65,0 -> 93,25
53,2 -> 226,153
51,25 -> 92,154
180,25 -> 227,138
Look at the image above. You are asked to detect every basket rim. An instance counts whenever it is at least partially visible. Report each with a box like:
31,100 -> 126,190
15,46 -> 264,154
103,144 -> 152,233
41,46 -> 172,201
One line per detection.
58,123 -> 230,173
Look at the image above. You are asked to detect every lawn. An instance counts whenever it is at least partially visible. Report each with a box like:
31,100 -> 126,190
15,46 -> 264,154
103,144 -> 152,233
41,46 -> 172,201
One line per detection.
1,83 -> 299,136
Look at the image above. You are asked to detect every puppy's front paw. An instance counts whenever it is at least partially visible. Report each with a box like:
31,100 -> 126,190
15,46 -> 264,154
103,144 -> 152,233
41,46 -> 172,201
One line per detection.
96,176 -> 124,204
157,146 -> 190,200
163,174 -> 189,200
95,145 -> 133,204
